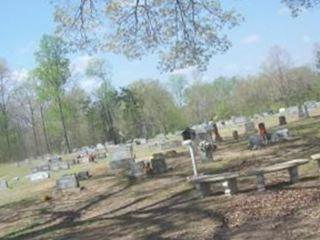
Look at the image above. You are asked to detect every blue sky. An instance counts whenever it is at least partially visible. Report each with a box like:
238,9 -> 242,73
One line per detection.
0,0 -> 319,88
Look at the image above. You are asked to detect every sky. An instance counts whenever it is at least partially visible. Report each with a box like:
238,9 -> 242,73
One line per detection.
0,0 -> 319,89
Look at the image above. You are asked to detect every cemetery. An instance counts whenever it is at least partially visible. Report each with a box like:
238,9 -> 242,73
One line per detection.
1,1 -> 320,239
1,114 -> 320,239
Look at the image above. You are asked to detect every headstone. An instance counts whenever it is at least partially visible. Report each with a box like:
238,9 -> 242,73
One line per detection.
96,143 -> 105,150
50,163 -> 60,172
56,174 -> 79,190
199,141 -> 216,162
151,154 -> 167,174
12,176 -> 20,181
31,167 -> 40,173
129,161 -> 145,178
232,130 -> 239,141
271,128 -> 290,142
109,145 -> 133,174
59,162 -> 70,170
279,116 -> 287,125
248,135 -> 261,150
212,123 -> 222,142
39,164 -> 50,172
49,156 -> 62,163
244,121 -> 255,132
0,180 -> 8,190
26,172 -> 50,181
77,171 -> 90,181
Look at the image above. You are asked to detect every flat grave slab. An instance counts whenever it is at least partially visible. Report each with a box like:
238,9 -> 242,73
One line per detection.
26,171 -> 50,182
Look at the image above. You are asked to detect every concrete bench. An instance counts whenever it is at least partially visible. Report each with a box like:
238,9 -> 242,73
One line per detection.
188,172 -> 239,197
310,154 -> 320,173
247,159 -> 309,191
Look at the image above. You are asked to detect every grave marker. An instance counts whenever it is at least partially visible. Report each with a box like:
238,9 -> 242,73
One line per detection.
77,171 -> 90,181
151,155 -> 167,174
27,172 -> 50,181
0,180 -> 8,190
56,174 -> 79,190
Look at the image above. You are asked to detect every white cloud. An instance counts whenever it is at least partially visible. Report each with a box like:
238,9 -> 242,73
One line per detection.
70,55 -> 102,93
11,69 -> 29,83
170,66 -> 196,75
71,55 -> 94,75
241,34 -> 260,45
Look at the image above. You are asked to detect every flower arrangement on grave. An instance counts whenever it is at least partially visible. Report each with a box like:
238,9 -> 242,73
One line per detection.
199,141 -> 216,152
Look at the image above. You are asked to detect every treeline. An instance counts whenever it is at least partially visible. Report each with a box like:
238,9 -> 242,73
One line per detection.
1,37 -> 320,162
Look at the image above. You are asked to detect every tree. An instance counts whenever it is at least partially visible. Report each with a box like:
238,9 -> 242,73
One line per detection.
262,46 -> 292,107
168,74 -> 188,107
85,58 -> 119,143
282,0 -> 320,16
118,87 -> 145,140
130,79 -> 185,137
0,59 -> 13,159
34,35 -> 72,153
54,0 -> 242,71
14,76 -> 41,157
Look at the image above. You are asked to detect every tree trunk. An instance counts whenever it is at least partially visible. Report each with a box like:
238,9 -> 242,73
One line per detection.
16,124 -> 27,160
100,104 -> 109,142
2,107 -> 11,159
29,101 -> 40,157
57,95 -> 71,153
105,107 -> 118,144
40,104 -> 51,154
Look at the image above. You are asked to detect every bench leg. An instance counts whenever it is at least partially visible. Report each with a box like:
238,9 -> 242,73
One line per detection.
288,166 -> 299,184
256,173 -> 266,191
222,178 -> 238,196
195,182 -> 211,198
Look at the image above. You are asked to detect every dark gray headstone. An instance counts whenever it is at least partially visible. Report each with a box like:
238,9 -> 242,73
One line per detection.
151,155 -> 167,174
248,135 -> 261,150
56,175 -> 79,190
0,180 -> 8,190
77,171 -> 90,181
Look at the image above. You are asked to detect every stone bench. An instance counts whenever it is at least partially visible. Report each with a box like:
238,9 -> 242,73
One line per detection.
310,154 -> 320,172
247,159 -> 309,191
188,172 -> 239,197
